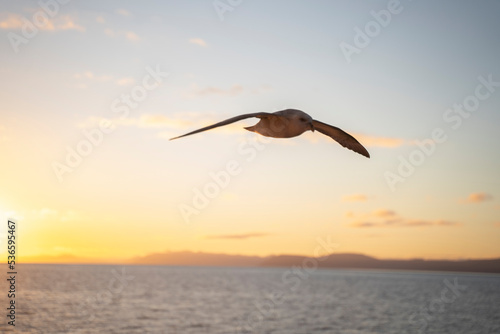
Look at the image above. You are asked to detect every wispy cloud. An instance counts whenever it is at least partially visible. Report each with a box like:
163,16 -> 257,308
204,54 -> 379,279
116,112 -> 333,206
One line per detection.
189,38 -> 207,47
204,232 -> 272,240
354,134 -> 406,148
78,113 -> 218,132
116,9 -> 131,17
351,219 -> 460,228
462,192 -> 493,203
56,16 -> 85,32
125,31 -> 139,41
0,13 -> 85,32
348,209 -> 460,228
0,14 -> 24,29
116,77 -> 135,86
372,209 -> 396,218
100,27 -> 138,41
342,194 -> 369,202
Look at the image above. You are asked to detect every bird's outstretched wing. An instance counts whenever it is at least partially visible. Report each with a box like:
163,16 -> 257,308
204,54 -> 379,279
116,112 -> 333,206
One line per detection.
312,120 -> 370,158
170,112 -> 273,140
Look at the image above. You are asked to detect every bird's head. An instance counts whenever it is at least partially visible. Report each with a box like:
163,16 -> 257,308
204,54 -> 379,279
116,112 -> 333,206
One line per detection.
297,114 -> 314,132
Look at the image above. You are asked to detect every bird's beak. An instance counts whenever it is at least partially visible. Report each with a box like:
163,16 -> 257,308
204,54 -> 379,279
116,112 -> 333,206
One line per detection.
310,123 -> 315,132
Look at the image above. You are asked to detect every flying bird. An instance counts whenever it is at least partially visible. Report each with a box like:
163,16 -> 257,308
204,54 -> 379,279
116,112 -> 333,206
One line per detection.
170,109 -> 369,158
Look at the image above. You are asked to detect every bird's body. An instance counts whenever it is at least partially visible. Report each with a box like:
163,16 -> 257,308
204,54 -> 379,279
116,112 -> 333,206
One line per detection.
244,109 -> 314,138
170,109 -> 370,158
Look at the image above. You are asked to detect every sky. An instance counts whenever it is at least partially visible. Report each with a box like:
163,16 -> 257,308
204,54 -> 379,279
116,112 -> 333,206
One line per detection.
0,0 -> 499,263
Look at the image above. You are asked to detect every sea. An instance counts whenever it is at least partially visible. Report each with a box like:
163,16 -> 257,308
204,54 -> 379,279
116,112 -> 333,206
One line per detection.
1,264 -> 499,333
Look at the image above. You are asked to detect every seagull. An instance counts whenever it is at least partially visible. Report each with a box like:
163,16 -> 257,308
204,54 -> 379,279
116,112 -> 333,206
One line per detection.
170,109 -> 370,158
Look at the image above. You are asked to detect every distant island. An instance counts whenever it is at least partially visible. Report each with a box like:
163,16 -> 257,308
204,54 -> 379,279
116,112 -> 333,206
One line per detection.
128,251 -> 500,274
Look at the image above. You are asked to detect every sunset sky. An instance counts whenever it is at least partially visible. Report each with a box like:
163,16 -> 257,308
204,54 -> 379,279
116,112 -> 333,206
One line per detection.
1,0 -> 499,263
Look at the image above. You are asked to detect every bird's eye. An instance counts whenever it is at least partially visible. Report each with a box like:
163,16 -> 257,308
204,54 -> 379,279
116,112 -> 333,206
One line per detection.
299,118 -> 306,122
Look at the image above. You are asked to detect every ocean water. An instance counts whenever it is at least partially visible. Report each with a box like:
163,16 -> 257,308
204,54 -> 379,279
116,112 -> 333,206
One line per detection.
1,264 -> 499,333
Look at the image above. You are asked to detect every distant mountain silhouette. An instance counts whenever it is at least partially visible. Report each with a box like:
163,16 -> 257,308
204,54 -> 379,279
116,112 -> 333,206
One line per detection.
129,251 -> 263,267
261,253 -> 500,273
130,251 -> 500,273
261,253 -> 375,268
25,251 -> 500,273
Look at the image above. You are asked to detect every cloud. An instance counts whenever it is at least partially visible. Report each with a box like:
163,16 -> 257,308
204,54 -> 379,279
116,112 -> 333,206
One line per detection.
140,114 -> 207,129
462,192 -> 493,203
204,232 -> 272,240
354,134 -> 406,148
143,113 -> 251,136
116,77 -> 135,86
372,209 -> 396,218
78,113 -> 221,133
348,209 -> 460,228
57,16 -> 85,32
342,194 -> 369,202
189,38 -> 207,47
350,219 -> 460,228
403,220 -> 459,227
0,13 -> 85,32
116,9 -> 131,17
125,31 -> 139,41
0,14 -> 24,29
100,27 -> 138,41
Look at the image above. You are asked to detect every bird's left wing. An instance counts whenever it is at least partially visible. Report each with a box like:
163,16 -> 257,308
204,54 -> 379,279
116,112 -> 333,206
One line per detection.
312,120 -> 370,158
170,112 -> 273,140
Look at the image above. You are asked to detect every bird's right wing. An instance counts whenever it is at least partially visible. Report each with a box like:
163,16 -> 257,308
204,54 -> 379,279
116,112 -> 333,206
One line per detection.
312,120 -> 370,158
170,112 -> 273,140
